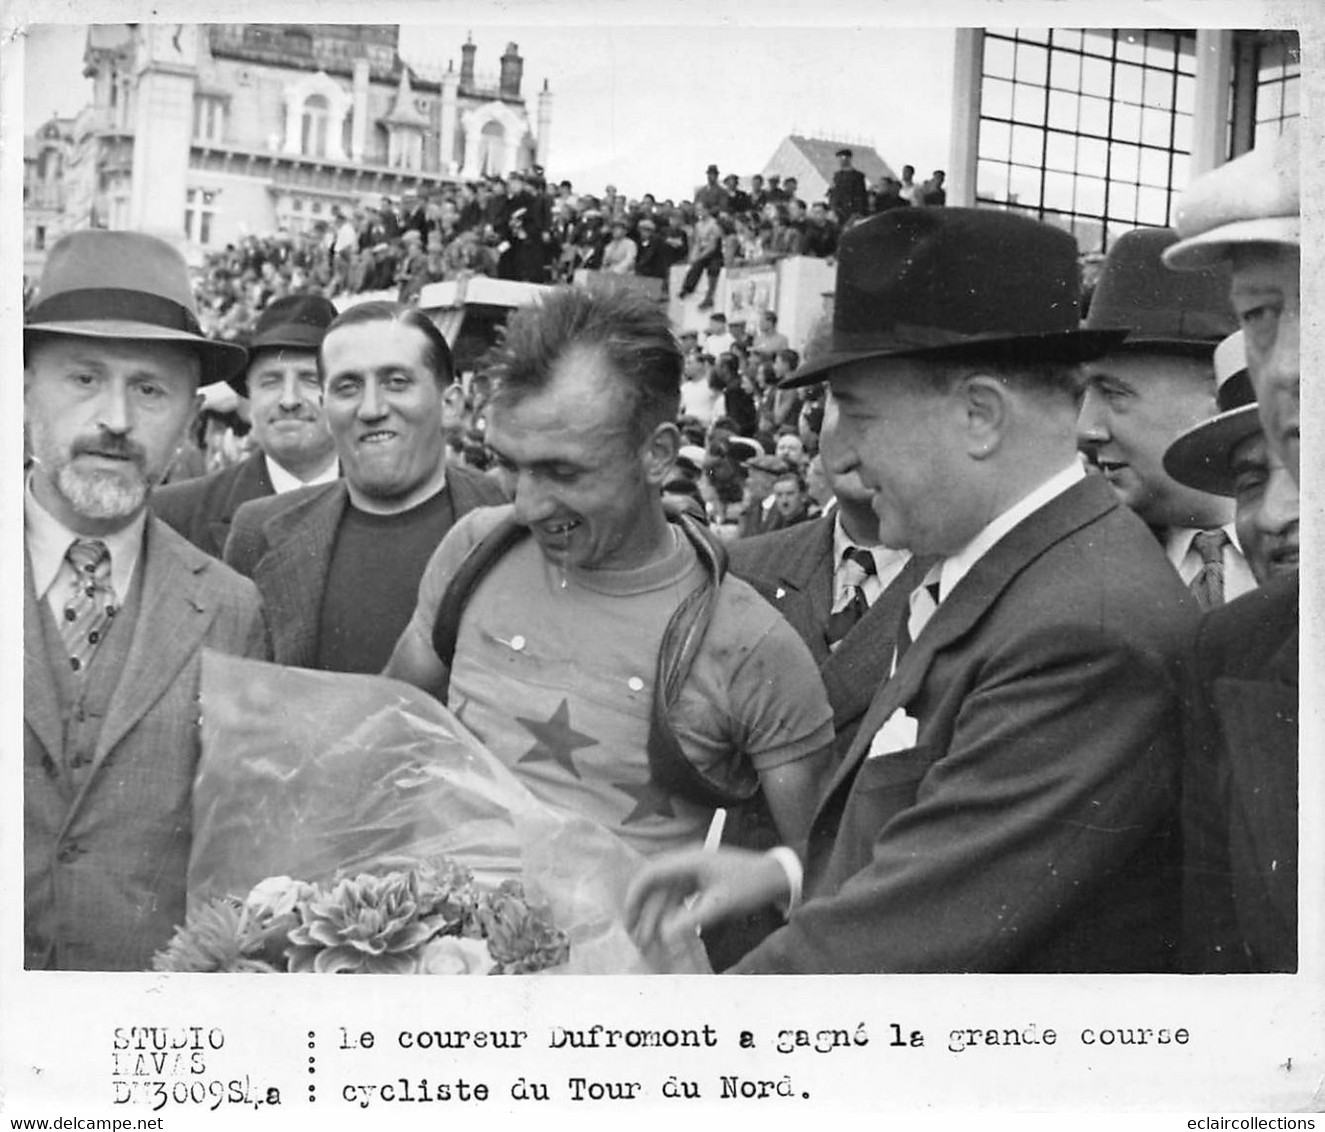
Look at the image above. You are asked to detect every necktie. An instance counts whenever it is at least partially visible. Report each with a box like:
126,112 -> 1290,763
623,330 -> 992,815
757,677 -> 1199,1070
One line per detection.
826,546 -> 878,645
1189,529 -> 1229,611
61,539 -> 117,675
894,579 -> 941,666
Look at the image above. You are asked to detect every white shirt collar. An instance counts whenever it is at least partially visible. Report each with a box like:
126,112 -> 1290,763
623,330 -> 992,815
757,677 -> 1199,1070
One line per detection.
932,461 -> 1086,601
24,475 -> 145,602
264,452 -> 340,495
1165,522 -> 1243,567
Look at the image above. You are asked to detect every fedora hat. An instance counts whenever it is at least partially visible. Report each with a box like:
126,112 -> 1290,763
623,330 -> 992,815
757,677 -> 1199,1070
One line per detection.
234,293 -> 340,395
1083,227 -> 1236,355
1165,121 -> 1299,271
784,208 -> 1125,386
25,229 -> 246,387
1163,331 -> 1261,496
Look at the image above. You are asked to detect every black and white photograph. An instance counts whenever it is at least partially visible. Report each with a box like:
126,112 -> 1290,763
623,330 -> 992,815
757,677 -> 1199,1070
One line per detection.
3,0 -> 1320,1122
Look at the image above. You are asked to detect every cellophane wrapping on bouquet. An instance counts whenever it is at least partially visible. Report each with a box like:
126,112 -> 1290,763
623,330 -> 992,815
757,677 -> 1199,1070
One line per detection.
190,650 -> 709,974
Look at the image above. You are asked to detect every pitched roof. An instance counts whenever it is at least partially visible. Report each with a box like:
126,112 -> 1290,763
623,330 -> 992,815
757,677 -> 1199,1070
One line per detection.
785,135 -> 896,186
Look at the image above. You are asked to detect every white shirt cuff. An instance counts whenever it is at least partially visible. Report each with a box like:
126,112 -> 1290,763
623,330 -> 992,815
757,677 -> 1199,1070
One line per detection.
765,846 -> 803,916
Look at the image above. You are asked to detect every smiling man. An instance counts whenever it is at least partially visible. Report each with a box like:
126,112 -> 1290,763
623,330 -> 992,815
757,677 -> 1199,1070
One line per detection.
626,209 -> 1199,972
152,294 -> 341,558
24,230 -> 268,970
1076,227 -> 1249,609
224,302 -> 506,673
385,287 -> 834,864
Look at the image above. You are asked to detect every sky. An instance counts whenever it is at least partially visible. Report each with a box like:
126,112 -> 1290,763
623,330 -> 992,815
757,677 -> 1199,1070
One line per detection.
19,15 -> 958,203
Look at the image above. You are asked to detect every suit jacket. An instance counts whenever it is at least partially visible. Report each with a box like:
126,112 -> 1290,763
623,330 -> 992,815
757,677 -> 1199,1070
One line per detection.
1180,573 -> 1298,972
733,475 -> 1199,973
224,466 -> 508,667
151,451 -> 276,559
736,500 -> 779,541
25,517 -> 269,970
729,516 -> 932,757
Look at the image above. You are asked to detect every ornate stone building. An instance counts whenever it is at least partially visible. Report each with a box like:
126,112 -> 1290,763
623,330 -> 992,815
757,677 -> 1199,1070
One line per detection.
25,24 -> 553,264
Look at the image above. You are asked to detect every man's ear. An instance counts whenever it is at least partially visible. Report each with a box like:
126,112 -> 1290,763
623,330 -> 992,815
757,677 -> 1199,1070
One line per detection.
959,373 -> 1009,460
641,421 -> 681,486
441,381 -> 468,431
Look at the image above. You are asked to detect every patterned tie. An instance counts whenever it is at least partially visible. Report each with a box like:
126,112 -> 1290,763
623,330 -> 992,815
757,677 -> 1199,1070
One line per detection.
61,539 -> 117,675
1189,529 -> 1229,611
826,546 -> 878,645
894,579 -> 941,666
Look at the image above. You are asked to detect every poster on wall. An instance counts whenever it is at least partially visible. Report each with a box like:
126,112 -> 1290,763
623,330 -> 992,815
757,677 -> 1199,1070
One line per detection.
723,263 -> 778,329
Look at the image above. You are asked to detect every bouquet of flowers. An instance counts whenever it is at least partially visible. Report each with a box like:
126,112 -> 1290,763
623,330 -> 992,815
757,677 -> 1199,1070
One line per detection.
178,652 -> 708,975
153,860 -> 568,975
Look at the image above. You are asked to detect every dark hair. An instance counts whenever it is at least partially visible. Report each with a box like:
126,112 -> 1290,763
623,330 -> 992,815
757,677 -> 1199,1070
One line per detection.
774,468 -> 807,493
484,286 -> 681,445
776,347 -> 800,371
320,301 -> 454,386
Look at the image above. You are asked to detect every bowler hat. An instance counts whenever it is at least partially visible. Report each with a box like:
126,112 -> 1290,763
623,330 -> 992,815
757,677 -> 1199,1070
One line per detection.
1163,331 -> 1261,497
1083,227 -> 1235,355
783,208 -> 1125,386
25,229 -> 247,387
1165,122 -> 1299,271
706,164 -> 720,175
236,294 -> 340,395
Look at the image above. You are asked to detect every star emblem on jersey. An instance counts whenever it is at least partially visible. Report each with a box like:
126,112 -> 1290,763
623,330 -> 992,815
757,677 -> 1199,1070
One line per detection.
515,698 -> 598,778
615,776 -> 677,825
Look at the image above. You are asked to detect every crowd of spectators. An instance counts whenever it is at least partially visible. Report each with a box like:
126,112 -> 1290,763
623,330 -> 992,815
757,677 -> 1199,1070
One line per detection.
172,158 -> 948,342
24,157 -> 944,537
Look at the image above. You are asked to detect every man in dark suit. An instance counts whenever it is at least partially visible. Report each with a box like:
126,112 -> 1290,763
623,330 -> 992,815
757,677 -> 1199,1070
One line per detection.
628,208 -> 1199,972
829,148 -> 869,226
730,432 -> 928,760
152,294 -> 341,558
1076,227 -> 1251,609
225,302 -> 506,673
1163,124 -> 1300,972
735,453 -> 788,538
24,231 -> 268,970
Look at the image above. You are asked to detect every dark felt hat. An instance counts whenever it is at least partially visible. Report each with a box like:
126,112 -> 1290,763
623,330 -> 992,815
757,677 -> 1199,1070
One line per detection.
236,293 -> 341,395
836,147 -> 853,158
1163,331 -> 1261,496
1083,226 -> 1236,356
783,208 -> 1125,387
25,229 -> 247,387
706,164 -> 720,175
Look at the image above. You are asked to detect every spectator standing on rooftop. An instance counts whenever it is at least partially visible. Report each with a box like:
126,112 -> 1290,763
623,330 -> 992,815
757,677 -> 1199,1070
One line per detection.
830,148 -> 870,226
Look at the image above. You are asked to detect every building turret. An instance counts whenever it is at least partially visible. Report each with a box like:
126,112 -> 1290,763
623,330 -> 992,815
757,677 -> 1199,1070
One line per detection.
536,78 -> 553,168
460,34 -> 476,88
500,42 -> 523,98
